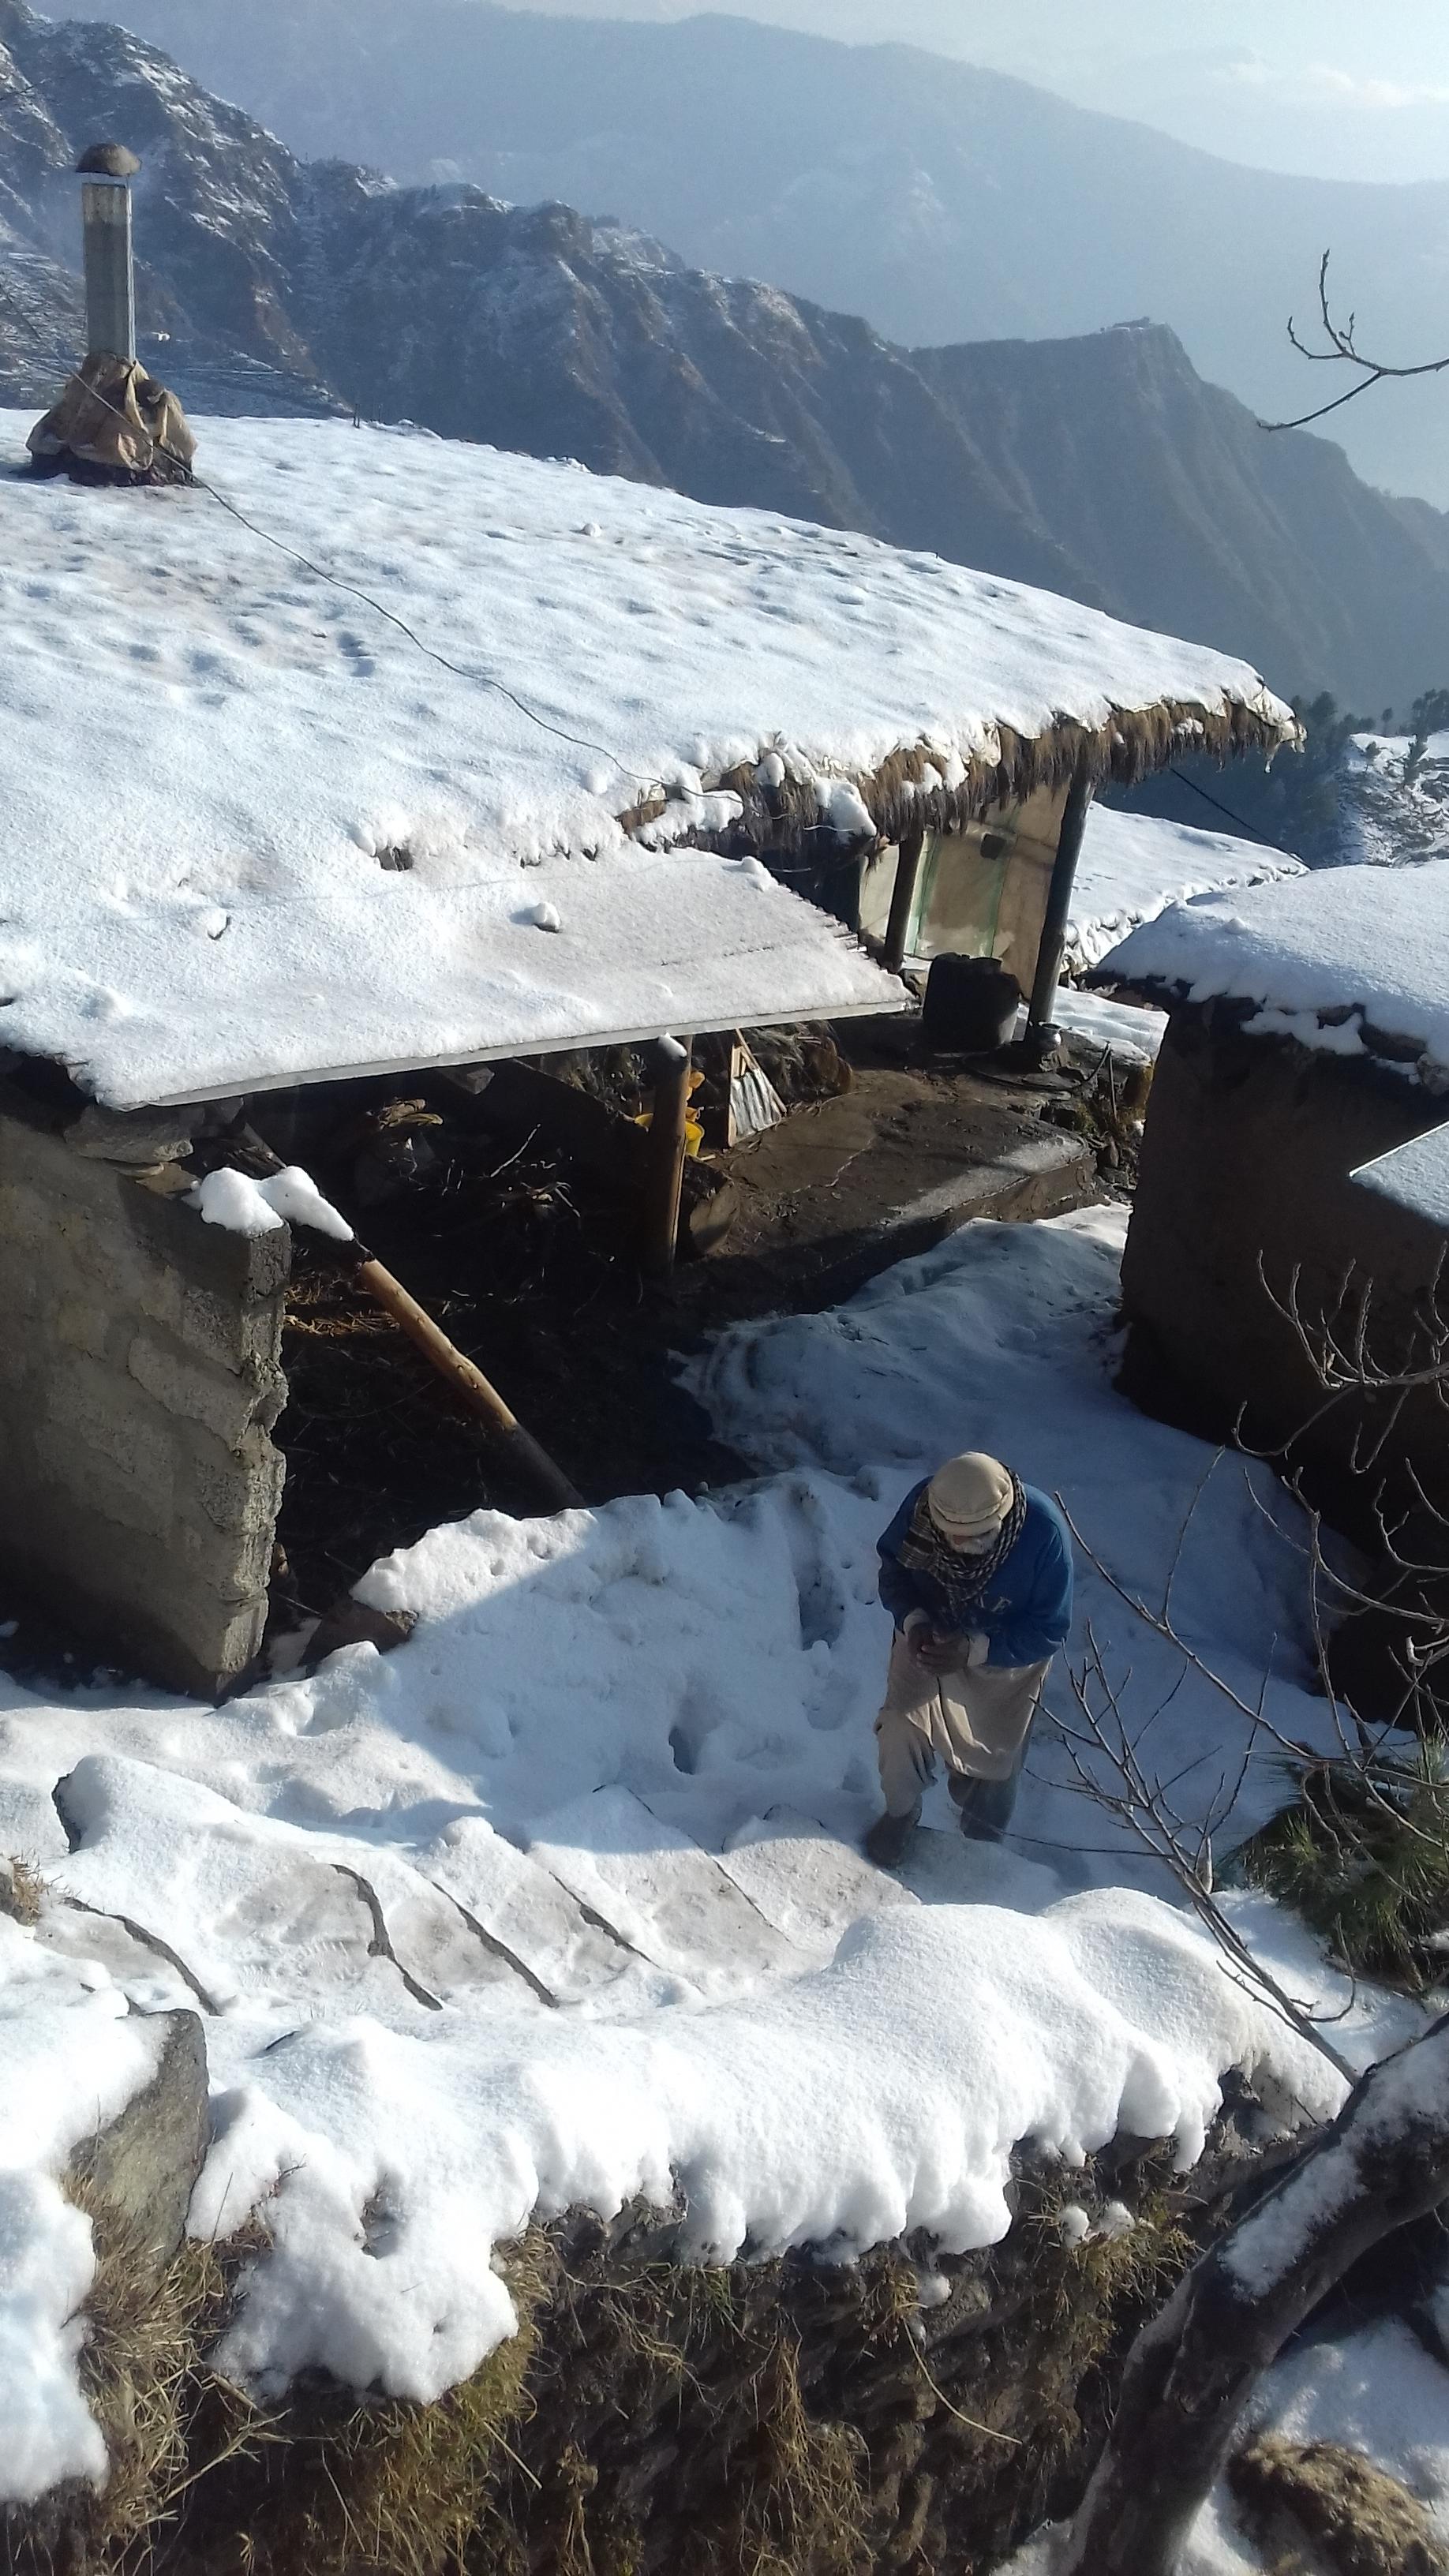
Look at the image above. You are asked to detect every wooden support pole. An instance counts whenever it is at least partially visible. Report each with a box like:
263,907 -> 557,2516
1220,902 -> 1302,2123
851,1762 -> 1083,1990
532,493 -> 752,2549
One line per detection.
350,1257 -> 582,1513
640,1035 -> 693,1282
883,827 -> 927,974
240,1128 -> 583,1515
1024,758 -> 1095,1058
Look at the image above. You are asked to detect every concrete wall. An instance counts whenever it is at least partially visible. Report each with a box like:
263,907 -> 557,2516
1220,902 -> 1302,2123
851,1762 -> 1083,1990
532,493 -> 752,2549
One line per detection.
1121,1002 -> 1449,1522
0,1103 -> 290,1694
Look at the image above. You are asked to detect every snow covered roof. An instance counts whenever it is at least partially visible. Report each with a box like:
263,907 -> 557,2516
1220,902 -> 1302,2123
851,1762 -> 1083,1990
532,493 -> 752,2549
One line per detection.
1098,858 -> 1449,1086
1067,805 -> 1301,973
0,412 -> 1296,1109
1353,1124 -> 1449,1234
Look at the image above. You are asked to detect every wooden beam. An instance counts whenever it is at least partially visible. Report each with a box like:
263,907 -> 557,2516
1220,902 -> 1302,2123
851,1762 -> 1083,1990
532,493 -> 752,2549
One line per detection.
239,1125 -> 582,1515
640,1035 -> 693,1281
1024,760 -> 1095,1055
351,1256 -> 583,1513
883,827 -> 927,973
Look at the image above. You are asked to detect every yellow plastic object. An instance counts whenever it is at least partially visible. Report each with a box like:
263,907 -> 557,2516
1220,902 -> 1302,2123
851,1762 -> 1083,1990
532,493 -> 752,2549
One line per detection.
635,1067 -> 706,1156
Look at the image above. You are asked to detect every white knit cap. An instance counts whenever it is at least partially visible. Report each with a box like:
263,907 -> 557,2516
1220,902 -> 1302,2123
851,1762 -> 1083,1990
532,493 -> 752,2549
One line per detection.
927,1452 -> 1014,1540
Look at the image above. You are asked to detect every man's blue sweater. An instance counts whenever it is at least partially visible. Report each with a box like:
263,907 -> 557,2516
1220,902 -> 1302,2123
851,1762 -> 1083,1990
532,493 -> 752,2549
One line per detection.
877,1481 -> 1074,1669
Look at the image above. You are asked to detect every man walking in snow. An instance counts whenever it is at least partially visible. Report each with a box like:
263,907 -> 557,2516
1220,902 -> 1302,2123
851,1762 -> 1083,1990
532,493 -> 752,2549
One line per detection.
863,1451 -> 1073,1867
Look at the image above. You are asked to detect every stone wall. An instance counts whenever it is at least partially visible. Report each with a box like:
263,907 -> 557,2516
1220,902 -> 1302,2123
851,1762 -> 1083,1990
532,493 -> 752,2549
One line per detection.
1121,1003 -> 1449,1522
0,1099 -> 290,1694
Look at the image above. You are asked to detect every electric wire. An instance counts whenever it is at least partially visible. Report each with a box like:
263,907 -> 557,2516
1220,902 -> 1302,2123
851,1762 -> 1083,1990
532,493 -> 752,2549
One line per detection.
0,285 -> 654,788
1165,760 -> 1290,851
4,282 -> 1299,875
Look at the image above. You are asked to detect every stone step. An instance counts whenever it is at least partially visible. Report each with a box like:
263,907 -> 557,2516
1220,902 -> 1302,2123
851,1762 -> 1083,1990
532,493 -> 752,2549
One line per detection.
419,1811 -> 643,2006
719,1806 -> 918,1960
528,1784 -> 807,1990
48,1754 -> 539,2017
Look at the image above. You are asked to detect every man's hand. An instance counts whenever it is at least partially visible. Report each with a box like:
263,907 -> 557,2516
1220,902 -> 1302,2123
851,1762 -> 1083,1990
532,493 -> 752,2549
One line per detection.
910,1626 -> 962,1674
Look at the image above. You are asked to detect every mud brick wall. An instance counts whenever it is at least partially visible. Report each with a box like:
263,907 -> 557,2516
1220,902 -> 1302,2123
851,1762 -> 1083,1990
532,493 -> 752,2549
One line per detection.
1121,1002 -> 1449,1520
0,1105 -> 290,1695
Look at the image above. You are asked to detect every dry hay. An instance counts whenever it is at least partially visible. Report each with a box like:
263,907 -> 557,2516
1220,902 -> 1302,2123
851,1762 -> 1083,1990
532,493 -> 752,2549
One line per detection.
189,2231 -> 553,2576
19,2184 -> 276,2576
0,1854 -> 44,1925
1229,2435 -> 1449,2576
619,701 -> 1297,866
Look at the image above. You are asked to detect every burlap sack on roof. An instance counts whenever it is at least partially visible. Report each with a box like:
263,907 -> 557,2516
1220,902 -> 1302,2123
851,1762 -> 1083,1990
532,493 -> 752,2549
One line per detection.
28,353 -> 196,481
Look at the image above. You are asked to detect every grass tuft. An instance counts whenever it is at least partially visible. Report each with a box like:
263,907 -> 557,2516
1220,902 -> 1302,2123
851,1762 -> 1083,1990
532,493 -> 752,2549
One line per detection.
245,2230 -> 552,2576
1230,2434 -> 1449,2576
725,2328 -> 869,2576
0,1854 -> 45,1925
66,2179 -> 271,2568
1237,1742 -> 1449,1990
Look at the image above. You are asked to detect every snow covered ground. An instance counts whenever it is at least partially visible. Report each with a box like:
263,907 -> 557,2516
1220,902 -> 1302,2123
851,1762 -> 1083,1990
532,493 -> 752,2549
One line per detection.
1066,805 -> 1301,974
0,1209 -> 1436,2505
1339,732 -> 1449,871
1050,987 -> 1165,1063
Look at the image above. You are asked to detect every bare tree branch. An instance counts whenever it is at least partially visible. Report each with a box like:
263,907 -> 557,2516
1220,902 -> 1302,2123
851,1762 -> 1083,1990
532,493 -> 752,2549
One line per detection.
1052,1624 -> 1357,2081
1261,250 -> 1449,432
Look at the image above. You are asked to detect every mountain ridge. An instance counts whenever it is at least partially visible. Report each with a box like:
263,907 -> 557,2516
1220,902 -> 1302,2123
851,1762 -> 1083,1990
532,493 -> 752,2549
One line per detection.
44,0 -> 1449,511
2,0 -> 1448,710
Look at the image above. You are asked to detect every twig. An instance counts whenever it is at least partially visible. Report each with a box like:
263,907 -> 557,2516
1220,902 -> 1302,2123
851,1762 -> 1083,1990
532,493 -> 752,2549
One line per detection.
897,2323 -> 1024,2447
1262,250 -> 1449,432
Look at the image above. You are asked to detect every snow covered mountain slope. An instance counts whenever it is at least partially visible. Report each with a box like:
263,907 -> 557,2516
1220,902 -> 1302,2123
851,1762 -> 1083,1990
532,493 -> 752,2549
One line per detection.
1339,732 -> 1449,871
48,0 -> 1449,515
1067,807 -> 1301,975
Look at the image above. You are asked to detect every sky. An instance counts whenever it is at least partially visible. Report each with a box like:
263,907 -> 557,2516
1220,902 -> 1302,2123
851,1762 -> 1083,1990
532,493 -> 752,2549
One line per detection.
500,1 -> 1449,183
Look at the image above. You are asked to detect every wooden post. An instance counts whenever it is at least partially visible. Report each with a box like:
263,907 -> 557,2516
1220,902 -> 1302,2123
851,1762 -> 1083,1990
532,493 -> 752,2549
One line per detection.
883,828 -> 927,973
640,1035 -> 692,1282
350,1257 -> 582,1512
1024,758 -> 1095,1058
239,1127 -> 582,1515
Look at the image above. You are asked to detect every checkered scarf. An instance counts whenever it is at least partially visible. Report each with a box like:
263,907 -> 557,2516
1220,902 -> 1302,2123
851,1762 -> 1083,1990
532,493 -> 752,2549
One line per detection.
895,1473 -> 1027,1625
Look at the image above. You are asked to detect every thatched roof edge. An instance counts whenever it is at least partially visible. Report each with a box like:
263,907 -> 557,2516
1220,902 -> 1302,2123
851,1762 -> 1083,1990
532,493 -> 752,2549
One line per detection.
619,696 -> 1300,863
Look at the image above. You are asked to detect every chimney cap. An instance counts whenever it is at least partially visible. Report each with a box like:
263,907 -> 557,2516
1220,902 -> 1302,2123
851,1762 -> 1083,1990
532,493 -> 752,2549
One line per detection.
77,142 -> 141,179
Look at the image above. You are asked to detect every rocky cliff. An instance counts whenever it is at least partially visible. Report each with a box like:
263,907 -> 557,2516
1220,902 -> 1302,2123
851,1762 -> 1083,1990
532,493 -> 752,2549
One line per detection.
4,0 -> 1449,708
46,0 -> 1449,514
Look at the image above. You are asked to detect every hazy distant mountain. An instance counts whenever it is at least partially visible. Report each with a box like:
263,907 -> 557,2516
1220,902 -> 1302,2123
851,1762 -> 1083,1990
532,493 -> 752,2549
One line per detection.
918,331 -> 1449,725
4,0 -> 1449,711
45,0 -> 1449,513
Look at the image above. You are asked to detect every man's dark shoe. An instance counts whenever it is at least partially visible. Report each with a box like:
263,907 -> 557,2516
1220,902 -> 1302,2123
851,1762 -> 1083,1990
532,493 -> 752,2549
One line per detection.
863,1810 -> 916,1868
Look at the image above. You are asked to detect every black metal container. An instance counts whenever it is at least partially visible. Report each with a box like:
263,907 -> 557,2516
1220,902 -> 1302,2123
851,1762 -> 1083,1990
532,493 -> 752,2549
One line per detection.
922,953 -> 1022,1054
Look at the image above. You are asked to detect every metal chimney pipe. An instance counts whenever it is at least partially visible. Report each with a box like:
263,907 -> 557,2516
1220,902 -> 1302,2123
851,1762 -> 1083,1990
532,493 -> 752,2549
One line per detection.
76,144 -> 140,362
